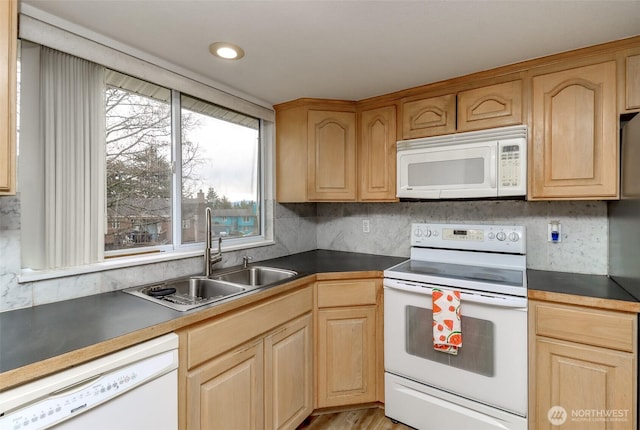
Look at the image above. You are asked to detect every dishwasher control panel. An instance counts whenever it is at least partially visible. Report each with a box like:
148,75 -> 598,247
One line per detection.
0,350 -> 175,430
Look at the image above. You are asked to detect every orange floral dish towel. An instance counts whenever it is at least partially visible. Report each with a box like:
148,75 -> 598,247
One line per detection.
432,287 -> 462,355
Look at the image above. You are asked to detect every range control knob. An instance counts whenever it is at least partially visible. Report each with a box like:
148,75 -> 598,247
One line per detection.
496,231 -> 507,241
414,229 -> 423,237
425,229 -> 432,238
509,232 -> 520,242
488,232 -> 496,239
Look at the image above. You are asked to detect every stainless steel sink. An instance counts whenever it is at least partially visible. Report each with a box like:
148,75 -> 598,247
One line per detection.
125,266 -> 298,311
212,266 -> 297,287
124,277 -> 246,311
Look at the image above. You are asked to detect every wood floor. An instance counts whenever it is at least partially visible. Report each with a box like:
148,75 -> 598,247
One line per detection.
296,407 -> 414,430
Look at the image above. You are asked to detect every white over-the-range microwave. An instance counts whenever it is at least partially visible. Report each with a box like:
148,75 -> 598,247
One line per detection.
396,125 -> 527,199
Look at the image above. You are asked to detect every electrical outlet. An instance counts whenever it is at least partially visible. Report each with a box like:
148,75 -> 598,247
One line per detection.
548,221 -> 561,243
363,219 -> 370,233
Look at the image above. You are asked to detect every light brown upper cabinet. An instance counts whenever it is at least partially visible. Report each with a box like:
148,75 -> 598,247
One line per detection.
275,100 -> 357,202
457,80 -> 523,132
358,104 -> 397,201
0,0 -> 17,195
627,54 -> 640,111
530,61 -> 618,200
307,110 -> 357,201
401,80 -> 523,140
401,94 -> 456,139
275,99 -> 397,202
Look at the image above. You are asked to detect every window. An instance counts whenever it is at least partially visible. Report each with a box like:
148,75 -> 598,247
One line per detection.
180,94 -> 260,243
105,71 -> 262,256
105,74 -> 172,252
19,43 -> 270,273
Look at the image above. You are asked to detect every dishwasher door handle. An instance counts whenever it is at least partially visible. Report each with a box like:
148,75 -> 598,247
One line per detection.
51,374 -> 103,396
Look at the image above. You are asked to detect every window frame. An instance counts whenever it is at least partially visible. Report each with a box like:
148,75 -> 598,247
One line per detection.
104,77 -> 268,259
17,33 -> 275,282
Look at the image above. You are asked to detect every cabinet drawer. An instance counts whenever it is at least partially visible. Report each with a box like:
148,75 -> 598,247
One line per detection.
186,286 -> 312,369
534,302 -> 636,352
317,280 -> 378,308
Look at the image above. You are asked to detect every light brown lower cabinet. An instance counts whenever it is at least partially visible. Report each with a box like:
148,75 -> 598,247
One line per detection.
187,338 -> 265,430
265,314 -> 313,430
529,300 -> 637,430
179,286 -> 313,430
315,279 -> 380,408
316,306 -> 377,407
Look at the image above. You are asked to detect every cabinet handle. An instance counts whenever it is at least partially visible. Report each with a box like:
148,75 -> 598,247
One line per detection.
270,326 -> 289,338
233,341 -> 259,356
489,146 -> 497,189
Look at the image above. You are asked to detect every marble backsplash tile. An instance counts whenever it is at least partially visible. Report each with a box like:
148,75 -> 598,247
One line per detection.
0,200 -> 318,312
0,197 -> 608,312
0,195 -> 30,311
317,200 -> 608,275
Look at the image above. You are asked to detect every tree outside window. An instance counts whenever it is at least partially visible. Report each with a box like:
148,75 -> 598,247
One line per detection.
105,71 -> 261,253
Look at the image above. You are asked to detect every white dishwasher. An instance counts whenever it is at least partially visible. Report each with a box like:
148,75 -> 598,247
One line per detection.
0,333 -> 178,430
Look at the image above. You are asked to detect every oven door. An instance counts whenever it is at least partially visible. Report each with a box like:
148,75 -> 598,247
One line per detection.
383,278 -> 527,416
396,141 -> 497,199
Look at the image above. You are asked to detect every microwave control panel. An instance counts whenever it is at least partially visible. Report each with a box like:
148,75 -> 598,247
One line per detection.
499,143 -> 521,188
497,136 -> 527,196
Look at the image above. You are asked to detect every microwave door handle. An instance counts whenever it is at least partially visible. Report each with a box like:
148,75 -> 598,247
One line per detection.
489,146 -> 497,188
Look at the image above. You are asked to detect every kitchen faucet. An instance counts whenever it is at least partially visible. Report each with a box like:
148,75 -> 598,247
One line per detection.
205,207 -> 223,277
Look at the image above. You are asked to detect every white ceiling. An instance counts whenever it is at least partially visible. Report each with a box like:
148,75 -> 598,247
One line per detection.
20,0 -> 640,107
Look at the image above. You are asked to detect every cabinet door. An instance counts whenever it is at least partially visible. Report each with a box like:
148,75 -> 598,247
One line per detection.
307,110 -> 357,200
531,61 -> 618,199
401,94 -> 455,139
0,0 -> 16,195
316,306 -> 377,408
535,338 -> 635,430
275,104 -> 308,202
264,314 -> 313,430
627,54 -> 640,111
457,80 -> 522,132
186,339 -> 264,430
358,105 -> 397,201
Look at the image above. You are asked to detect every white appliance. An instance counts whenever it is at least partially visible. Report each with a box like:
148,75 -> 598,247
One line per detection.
396,125 -> 527,199
384,223 -> 528,430
0,333 -> 178,430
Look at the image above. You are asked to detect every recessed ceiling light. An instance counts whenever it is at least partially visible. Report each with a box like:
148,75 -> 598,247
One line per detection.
209,42 -> 245,60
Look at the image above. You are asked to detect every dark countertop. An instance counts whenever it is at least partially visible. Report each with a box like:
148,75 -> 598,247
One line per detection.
527,269 -> 640,312
0,250 -> 405,378
255,249 -> 406,274
4,249 -> 640,388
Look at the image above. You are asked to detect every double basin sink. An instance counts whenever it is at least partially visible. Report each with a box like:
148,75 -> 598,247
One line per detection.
124,266 -> 298,311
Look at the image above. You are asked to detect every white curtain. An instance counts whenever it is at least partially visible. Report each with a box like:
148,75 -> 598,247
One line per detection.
41,47 -> 105,268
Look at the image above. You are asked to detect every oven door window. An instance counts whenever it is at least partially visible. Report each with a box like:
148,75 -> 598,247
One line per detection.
406,305 -> 494,377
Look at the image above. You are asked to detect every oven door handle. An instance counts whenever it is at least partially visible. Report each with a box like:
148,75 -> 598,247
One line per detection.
384,279 -> 528,309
